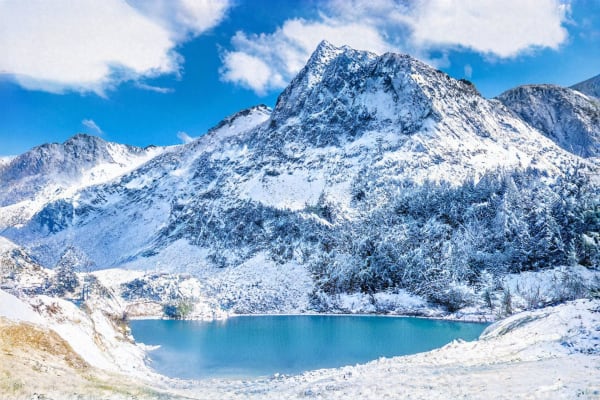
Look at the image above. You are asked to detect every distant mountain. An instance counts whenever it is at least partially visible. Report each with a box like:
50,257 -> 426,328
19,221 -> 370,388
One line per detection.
1,42 -> 598,313
0,134 -> 162,226
497,84 -> 600,158
571,74 -> 600,99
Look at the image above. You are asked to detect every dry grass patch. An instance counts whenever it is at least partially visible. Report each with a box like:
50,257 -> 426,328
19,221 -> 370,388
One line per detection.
0,319 -> 88,370
0,319 -> 191,399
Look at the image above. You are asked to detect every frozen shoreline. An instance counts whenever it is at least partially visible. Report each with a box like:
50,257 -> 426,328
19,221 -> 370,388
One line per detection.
97,263 -> 596,326
1,286 -> 599,399
128,311 -> 493,324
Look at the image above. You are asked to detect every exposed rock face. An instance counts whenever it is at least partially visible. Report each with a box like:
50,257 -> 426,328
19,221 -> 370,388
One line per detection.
498,84 -> 600,158
0,134 -> 159,206
571,73 -> 600,99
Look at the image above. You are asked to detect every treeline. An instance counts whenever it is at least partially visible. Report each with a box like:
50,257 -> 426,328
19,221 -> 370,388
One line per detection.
158,164 -> 598,311
310,167 -> 600,310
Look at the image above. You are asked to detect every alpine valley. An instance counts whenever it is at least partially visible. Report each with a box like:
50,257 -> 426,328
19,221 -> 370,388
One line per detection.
1,42 -> 599,399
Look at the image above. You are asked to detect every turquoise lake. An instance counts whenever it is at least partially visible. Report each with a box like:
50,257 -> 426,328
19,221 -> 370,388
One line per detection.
130,315 -> 488,379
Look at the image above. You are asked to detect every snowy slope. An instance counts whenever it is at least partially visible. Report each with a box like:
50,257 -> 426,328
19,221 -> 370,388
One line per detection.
0,236 -> 50,293
571,73 -> 600,99
0,155 -> 15,167
1,105 -> 273,268
0,289 -> 44,324
4,42 -> 584,262
0,239 -> 150,376
0,134 -> 164,228
498,84 -> 600,158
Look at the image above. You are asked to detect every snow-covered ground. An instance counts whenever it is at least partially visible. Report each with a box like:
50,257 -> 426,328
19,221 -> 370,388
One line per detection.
196,299 -> 599,399
0,288 -> 151,377
0,237 -> 598,397
1,290 -> 598,399
0,289 -> 44,324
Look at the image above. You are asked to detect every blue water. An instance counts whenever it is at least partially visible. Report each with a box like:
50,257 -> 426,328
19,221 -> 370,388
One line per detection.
130,315 -> 487,379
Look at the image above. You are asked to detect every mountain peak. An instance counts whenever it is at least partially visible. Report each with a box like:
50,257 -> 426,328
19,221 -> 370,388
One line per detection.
498,83 -> 600,157
571,74 -> 600,99
210,104 -> 271,131
66,132 -> 104,143
0,132 -> 160,207
271,43 -> 377,122
268,42 -> 488,146
306,40 -> 347,69
205,104 -> 271,140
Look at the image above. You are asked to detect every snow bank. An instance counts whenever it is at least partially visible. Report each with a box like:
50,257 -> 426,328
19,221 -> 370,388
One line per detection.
0,289 -> 44,324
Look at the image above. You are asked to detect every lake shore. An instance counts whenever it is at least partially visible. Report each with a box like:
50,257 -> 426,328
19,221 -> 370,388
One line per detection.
1,292 -> 599,399
130,315 -> 487,379
105,298 -> 600,399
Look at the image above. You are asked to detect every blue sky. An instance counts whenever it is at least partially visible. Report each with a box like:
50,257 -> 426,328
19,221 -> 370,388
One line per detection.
0,0 -> 598,156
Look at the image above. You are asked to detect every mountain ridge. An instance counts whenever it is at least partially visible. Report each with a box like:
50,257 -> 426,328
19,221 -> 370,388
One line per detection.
497,83 -> 600,158
1,43 -> 598,314
571,73 -> 600,99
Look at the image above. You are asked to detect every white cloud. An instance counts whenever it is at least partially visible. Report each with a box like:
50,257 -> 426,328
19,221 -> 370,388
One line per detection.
221,0 -> 570,94
176,0 -> 231,35
128,0 -> 230,40
220,52 -> 278,95
410,0 -> 569,58
177,131 -> 196,144
464,64 -> 473,79
82,119 -> 103,135
220,17 -> 395,94
0,0 -> 231,95
135,82 -> 175,94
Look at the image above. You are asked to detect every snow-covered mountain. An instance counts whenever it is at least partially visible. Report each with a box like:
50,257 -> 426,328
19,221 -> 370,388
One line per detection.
1,42 -> 598,313
571,74 -> 600,99
497,84 -> 600,158
0,134 -> 163,228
